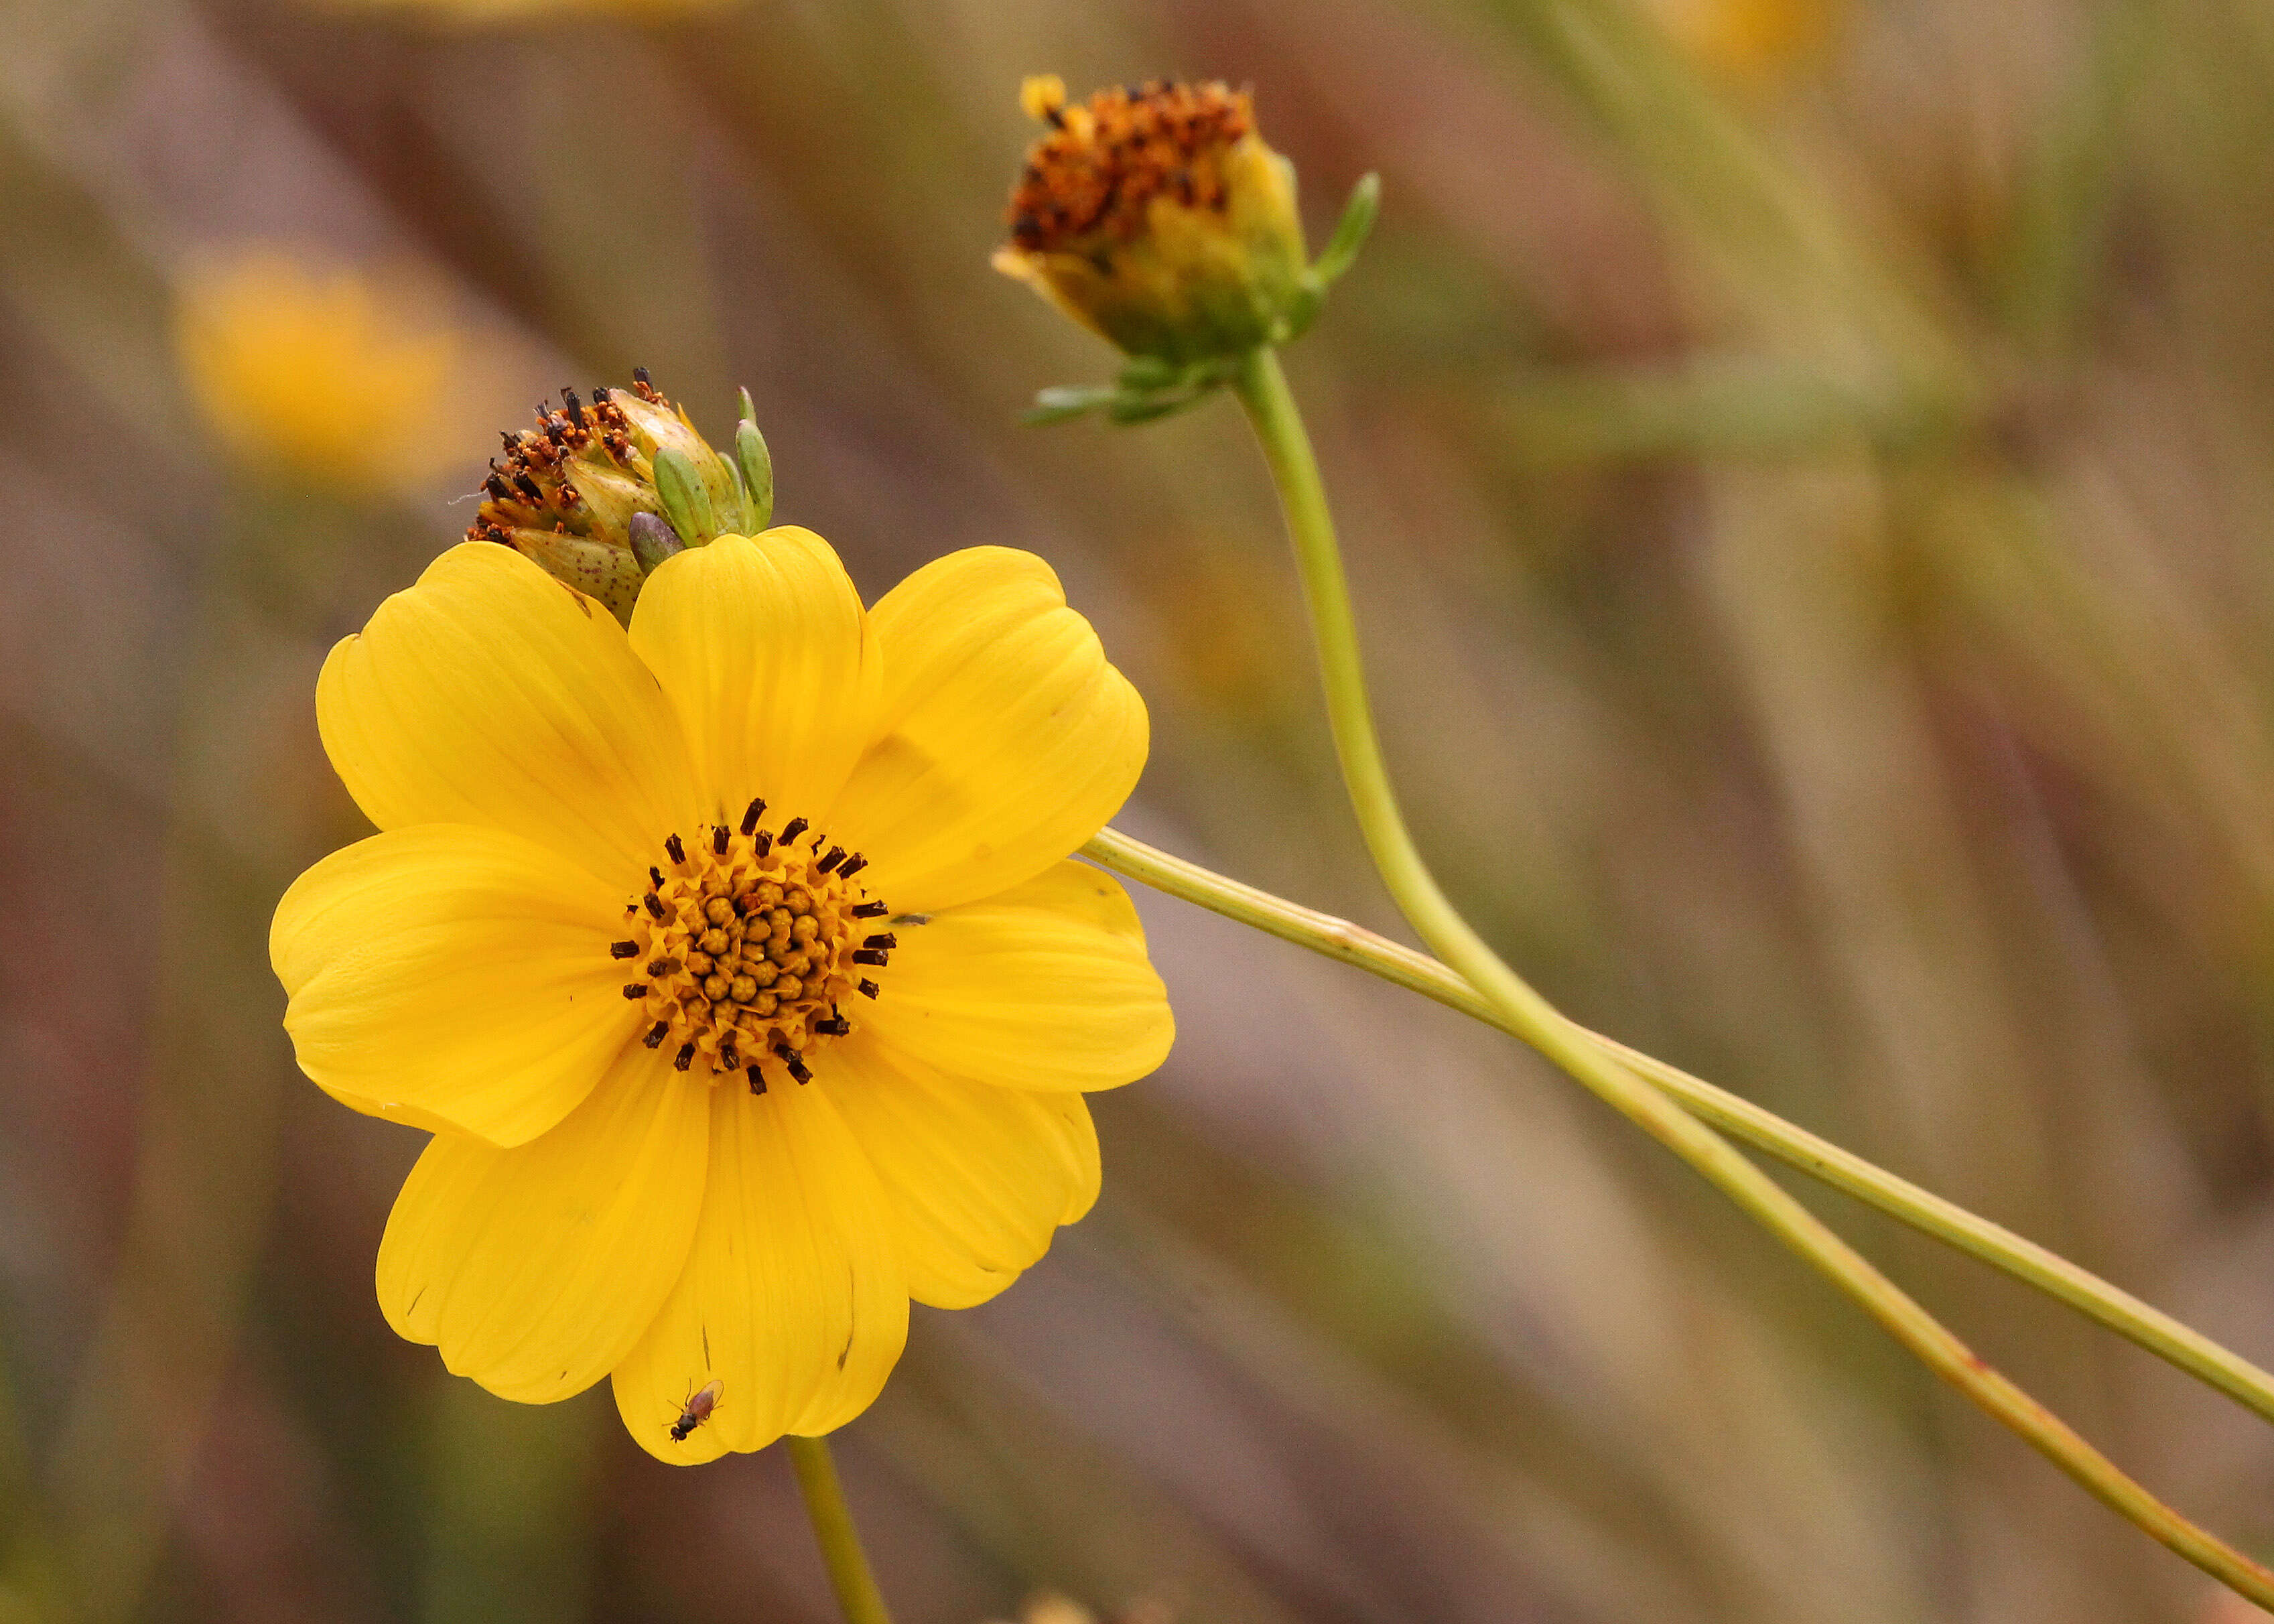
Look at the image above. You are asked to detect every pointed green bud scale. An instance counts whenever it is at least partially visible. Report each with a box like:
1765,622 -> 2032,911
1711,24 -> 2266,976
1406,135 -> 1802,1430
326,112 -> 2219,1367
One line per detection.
1311,173 -> 1380,290
653,447 -> 716,546
736,419 -> 774,532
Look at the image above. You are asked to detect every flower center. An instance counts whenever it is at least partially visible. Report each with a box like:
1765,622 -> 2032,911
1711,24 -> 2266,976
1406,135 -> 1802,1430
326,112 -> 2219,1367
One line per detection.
609,799 -> 893,1092
1006,77 -> 1254,253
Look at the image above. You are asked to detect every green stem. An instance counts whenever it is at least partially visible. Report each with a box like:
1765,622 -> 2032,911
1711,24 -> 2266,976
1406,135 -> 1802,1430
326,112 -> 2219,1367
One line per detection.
1082,823 -> 2274,1428
1223,344 -> 2274,1606
785,1435 -> 894,1624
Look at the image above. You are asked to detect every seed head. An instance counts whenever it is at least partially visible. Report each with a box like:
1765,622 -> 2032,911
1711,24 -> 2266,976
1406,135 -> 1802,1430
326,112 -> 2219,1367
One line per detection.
994,77 -> 1316,364
466,373 -> 767,623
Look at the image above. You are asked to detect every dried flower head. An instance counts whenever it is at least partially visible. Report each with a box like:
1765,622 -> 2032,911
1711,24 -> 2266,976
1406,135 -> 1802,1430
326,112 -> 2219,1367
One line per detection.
468,370 -> 763,624
994,76 -> 1315,365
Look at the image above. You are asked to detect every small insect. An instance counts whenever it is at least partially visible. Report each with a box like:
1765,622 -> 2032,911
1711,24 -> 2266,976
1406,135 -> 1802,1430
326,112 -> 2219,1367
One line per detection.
669,1378 -> 724,1443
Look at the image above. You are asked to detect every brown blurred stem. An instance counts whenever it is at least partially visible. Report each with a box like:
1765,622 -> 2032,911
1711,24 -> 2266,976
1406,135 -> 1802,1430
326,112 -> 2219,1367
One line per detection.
786,1435 -> 894,1624
1197,342 -> 2274,1607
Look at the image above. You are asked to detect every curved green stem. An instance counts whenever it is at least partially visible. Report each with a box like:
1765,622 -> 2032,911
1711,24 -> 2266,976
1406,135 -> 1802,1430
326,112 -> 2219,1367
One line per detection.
1082,824 -> 2274,1428
785,1435 -> 894,1624
1223,344 -> 2274,1606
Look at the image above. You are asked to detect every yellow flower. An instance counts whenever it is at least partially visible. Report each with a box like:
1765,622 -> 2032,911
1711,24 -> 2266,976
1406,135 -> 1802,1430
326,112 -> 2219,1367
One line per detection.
175,249 -> 479,494
994,77 -> 1315,365
306,0 -> 732,21
270,531 -> 1171,1461
1647,0 -> 1841,79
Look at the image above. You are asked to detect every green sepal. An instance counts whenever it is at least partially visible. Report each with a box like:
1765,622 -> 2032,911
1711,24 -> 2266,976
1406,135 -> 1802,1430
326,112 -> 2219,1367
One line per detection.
735,419 -> 775,532
653,447 -> 716,545
1310,173 -> 1381,289
1024,354 -> 1245,428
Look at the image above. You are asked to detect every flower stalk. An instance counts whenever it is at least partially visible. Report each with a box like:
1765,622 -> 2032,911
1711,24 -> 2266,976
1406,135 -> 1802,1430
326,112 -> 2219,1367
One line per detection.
1222,343 -> 2274,1606
1079,824 -> 2274,1430
787,1436 -> 895,1624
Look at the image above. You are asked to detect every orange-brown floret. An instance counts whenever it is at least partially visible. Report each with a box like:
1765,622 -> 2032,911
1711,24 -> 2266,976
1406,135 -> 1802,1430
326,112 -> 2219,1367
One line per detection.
466,370 -> 668,551
1006,79 -> 1255,254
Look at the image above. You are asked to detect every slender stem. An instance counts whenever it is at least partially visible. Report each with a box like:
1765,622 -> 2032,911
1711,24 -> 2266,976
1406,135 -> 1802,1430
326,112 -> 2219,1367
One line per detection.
1223,344 -> 2274,1605
1083,823 -> 2274,1428
785,1435 -> 894,1624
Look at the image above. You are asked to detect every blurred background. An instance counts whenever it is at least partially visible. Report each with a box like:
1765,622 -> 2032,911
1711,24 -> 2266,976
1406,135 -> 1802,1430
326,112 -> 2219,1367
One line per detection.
7,0 -> 2274,1619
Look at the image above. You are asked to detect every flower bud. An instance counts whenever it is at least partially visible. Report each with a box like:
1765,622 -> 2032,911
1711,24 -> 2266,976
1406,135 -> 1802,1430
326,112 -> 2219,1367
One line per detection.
466,370 -> 756,623
994,77 -> 1317,364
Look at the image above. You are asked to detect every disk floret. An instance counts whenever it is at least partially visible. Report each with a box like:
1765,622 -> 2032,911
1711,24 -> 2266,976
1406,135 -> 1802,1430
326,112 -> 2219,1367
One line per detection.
610,799 -> 894,1092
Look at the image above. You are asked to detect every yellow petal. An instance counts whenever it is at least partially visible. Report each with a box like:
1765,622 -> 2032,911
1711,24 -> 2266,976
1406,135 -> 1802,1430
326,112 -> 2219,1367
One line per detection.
627,529 -> 880,827
825,547 -> 1146,914
317,542 -> 696,885
608,1084 -> 908,1463
375,1042 -> 710,1402
271,824 -> 632,1146
860,860 -> 1173,1093
824,1033 -> 1100,1309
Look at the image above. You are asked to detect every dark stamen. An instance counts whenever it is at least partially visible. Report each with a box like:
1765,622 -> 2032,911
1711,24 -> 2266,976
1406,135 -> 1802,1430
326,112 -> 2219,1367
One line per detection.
622,983 -> 649,999
720,1042 -> 740,1069
747,1065 -> 766,1095
858,978 -> 880,999
852,949 -> 889,967
740,797 -> 766,835
563,388 -> 586,428
815,846 -> 847,874
611,941 -> 640,958
650,866 -> 666,890
776,1045 -> 811,1085
752,831 -> 773,858
814,1015 -> 850,1036
665,833 -> 686,865
863,933 -> 898,951
647,957 -> 681,976
644,892 -> 667,919
838,855 -> 868,879
634,364 -> 654,387
645,1022 -> 671,1048
851,901 -> 888,919
779,816 -> 808,845
712,825 -> 730,857
513,472 -> 544,502
674,1042 -> 696,1072
484,472 -> 511,500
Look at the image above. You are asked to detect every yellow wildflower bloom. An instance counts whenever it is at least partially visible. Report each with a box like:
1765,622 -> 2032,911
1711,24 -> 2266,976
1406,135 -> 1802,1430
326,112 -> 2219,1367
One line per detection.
308,0 -> 732,21
1647,0 -> 1841,79
271,531 -> 1171,1461
175,249 -> 478,494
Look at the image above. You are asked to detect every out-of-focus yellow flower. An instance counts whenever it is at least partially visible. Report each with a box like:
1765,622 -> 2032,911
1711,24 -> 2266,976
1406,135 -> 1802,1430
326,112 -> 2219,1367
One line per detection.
307,0 -> 734,21
1647,0 -> 1841,80
271,531 -> 1172,1462
994,77 -> 1315,366
175,249 -> 474,495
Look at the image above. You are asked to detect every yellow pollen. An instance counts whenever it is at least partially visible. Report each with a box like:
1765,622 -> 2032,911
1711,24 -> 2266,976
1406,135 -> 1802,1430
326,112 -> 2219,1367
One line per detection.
616,806 -> 888,1091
